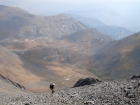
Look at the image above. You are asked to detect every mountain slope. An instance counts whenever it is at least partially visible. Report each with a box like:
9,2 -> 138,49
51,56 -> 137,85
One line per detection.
60,28 -> 114,53
67,14 -> 106,27
94,26 -> 134,40
90,32 -> 140,80
0,45 -> 44,90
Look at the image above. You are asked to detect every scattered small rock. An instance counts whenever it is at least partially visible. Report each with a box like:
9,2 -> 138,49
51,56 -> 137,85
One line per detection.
84,100 -> 95,105
0,78 -> 140,105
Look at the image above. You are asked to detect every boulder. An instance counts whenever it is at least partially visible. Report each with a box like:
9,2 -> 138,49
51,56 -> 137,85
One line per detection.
73,77 -> 101,87
131,75 -> 140,79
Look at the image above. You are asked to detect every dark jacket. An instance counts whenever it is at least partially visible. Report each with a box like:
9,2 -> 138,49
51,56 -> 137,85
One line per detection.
50,84 -> 54,89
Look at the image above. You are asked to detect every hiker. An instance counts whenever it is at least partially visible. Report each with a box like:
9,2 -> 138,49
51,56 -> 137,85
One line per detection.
50,83 -> 55,94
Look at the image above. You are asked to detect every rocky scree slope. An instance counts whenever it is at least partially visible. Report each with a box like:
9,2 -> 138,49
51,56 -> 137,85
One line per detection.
0,77 -> 140,105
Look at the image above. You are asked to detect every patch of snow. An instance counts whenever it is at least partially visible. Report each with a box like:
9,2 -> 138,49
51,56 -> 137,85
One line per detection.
25,39 -> 29,42
65,78 -> 70,80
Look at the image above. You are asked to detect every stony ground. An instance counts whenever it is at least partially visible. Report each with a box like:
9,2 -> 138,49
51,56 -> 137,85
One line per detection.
0,78 -> 140,105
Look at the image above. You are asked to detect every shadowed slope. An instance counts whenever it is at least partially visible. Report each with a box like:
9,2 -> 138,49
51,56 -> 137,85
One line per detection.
91,32 -> 140,79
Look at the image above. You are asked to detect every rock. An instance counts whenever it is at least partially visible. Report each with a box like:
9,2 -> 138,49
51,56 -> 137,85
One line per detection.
127,94 -> 135,98
127,86 -> 133,89
131,75 -> 140,79
124,88 -> 130,93
138,81 -> 140,87
0,74 -> 26,90
73,77 -> 101,87
84,100 -> 95,105
24,103 -> 30,105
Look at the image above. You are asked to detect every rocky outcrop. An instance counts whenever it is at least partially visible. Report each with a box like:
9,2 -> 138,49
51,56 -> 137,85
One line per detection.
0,74 -> 25,90
73,77 -> 101,87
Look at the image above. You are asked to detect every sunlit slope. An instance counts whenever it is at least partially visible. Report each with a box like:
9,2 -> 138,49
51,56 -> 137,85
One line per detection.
0,45 -> 43,87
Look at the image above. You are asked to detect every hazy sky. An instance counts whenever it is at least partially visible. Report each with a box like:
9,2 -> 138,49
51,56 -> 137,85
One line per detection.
0,0 -> 139,14
0,0 -> 139,4
0,0 -> 140,31
0,0 -> 139,12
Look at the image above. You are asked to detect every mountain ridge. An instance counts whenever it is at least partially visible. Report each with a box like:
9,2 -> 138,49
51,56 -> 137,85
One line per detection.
0,5 -> 86,40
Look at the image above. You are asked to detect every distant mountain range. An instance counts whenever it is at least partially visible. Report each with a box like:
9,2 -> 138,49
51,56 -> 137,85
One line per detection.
67,14 -> 134,40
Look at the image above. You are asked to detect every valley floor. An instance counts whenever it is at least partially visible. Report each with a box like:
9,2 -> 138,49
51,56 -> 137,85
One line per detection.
0,78 -> 140,105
